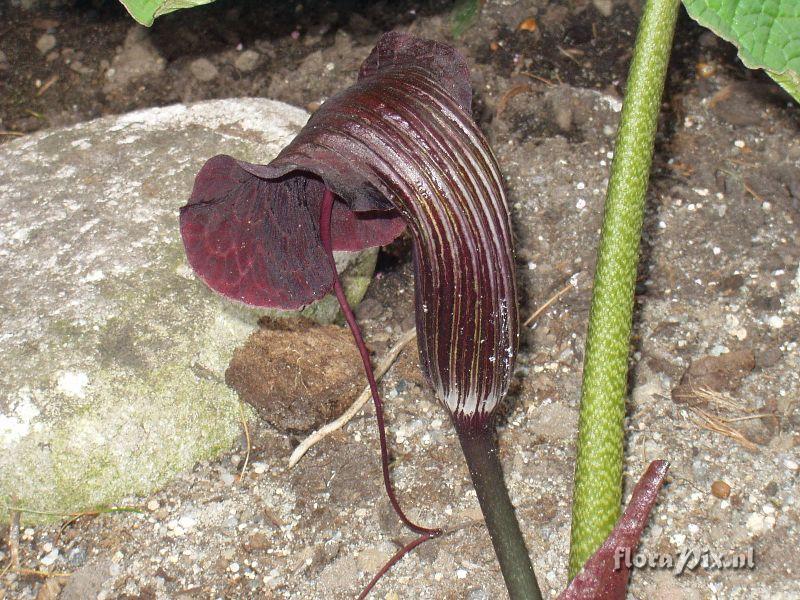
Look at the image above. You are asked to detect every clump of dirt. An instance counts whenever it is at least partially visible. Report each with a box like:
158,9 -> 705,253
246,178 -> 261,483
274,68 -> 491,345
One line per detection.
226,318 -> 363,434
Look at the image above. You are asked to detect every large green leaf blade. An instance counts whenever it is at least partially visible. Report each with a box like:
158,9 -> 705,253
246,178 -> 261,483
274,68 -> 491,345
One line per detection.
682,0 -> 800,102
119,0 -> 216,26
766,66 -> 800,101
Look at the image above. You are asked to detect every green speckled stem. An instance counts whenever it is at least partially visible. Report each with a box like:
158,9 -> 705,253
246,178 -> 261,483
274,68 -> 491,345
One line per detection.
568,0 -> 679,579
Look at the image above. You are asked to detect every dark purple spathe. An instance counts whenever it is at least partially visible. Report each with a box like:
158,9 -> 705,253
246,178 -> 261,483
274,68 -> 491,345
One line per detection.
180,32 -> 518,430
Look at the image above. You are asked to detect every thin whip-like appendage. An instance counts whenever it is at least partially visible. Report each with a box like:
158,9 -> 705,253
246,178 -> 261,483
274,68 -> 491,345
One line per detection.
288,328 -> 417,468
320,187 -> 441,540
356,533 -> 433,600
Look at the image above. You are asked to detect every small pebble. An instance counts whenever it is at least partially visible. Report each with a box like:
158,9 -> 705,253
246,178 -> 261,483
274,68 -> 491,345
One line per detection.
592,0 -> 613,17
248,532 -> 270,550
767,315 -> 784,329
36,33 -> 57,54
229,562 -> 240,573
696,61 -> 716,78
234,49 -> 260,72
40,548 -> 59,566
709,344 -> 728,356
456,568 -> 468,579
711,480 -> 731,499
178,515 -> 197,530
518,18 -> 538,32
746,512 -> 765,533
189,58 -> 218,82
784,458 -> 799,471
67,546 -> 86,567
147,499 -> 160,511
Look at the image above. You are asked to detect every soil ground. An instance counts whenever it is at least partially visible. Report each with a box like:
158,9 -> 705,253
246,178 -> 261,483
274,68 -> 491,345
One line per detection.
2,0 -> 799,599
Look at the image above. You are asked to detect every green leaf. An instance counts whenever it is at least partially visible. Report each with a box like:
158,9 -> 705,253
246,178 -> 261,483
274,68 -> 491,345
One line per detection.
118,0 -> 217,26
766,66 -> 800,102
451,0 -> 483,39
682,0 -> 800,103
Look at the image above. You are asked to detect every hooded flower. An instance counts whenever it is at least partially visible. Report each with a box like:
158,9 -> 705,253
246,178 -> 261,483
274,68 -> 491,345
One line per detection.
180,32 -> 518,432
180,33 -> 671,600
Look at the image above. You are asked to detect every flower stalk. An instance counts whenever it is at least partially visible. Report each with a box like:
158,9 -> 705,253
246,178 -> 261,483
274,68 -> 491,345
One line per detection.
459,425 -> 542,600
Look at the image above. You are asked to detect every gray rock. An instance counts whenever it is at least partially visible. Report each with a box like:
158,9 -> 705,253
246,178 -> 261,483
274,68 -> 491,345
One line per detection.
234,49 -> 260,72
0,98 -> 378,520
36,33 -> 57,55
189,57 -> 218,82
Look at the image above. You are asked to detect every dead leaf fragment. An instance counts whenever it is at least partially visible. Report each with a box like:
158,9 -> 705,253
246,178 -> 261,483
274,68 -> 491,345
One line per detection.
671,350 -> 755,406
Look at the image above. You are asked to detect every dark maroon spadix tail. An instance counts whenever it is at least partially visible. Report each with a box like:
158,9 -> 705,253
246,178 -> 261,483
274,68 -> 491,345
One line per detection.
319,188 -> 441,597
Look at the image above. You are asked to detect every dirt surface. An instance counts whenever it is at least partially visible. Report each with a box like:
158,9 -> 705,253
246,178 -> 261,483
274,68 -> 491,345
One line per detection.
2,0 -> 800,599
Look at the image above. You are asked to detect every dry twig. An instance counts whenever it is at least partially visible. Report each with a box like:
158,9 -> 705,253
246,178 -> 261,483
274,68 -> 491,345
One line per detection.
236,400 -> 252,483
7,503 -> 20,569
12,567 -> 71,579
36,75 -> 58,96
686,385 -> 775,451
690,408 -> 758,451
521,72 -> 556,86
523,279 -> 576,326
